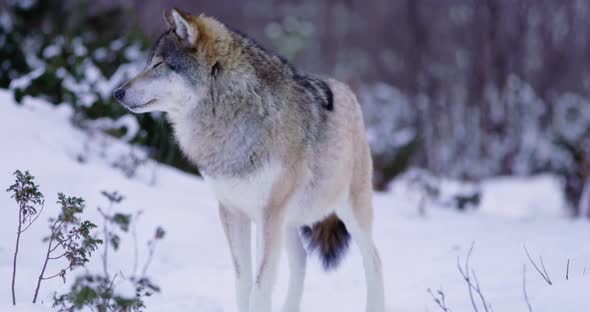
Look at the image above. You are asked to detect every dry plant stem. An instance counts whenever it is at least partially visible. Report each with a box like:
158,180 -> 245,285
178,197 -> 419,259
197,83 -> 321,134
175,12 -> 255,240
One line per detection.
11,207 -> 23,305
20,201 -> 45,233
102,220 -> 109,279
566,259 -> 570,280
540,258 -> 551,282
523,265 -> 533,312
100,204 -> 113,279
427,287 -> 452,312
131,212 -> 142,277
471,270 -> 492,312
32,234 -> 53,303
457,243 -> 491,312
141,241 -> 157,277
32,220 -> 70,303
457,243 -> 479,312
523,246 -> 552,285
132,224 -> 139,277
12,200 -> 44,305
101,273 -> 119,309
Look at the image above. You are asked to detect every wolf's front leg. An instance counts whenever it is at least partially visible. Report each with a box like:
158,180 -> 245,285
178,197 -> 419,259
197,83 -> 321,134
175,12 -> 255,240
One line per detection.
219,205 -> 252,312
249,210 -> 285,312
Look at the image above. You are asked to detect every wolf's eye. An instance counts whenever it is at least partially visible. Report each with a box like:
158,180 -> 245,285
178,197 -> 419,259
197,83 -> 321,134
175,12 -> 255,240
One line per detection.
152,61 -> 164,69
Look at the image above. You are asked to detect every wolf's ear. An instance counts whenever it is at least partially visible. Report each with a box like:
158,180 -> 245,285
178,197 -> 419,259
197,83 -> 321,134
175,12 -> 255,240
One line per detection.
164,8 -> 199,46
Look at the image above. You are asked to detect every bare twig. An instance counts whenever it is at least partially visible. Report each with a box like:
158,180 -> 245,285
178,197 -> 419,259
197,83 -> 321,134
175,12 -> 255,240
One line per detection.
33,236 -> 53,303
98,206 -> 112,279
457,243 -> 479,312
523,265 -> 533,312
48,224 -> 80,254
539,257 -> 551,283
141,240 -> 157,277
49,240 -> 63,253
426,288 -> 452,312
41,266 -> 72,280
457,242 -> 491,312
107,273 -> 119,292
471,270 -> 492,312
12,208 -> 23,305
131,211 -> 143,277
523,246 -> 552,285
32,219 -> 64,302
141,227 -> 165,278
102,273 -> 119,308
19,200 -> 45,233
48,252 -> 68,260
427,287 -> 452,312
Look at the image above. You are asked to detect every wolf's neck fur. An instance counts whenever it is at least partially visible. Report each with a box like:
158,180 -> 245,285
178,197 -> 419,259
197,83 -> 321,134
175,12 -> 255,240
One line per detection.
167,26 -> 331,178
167,70 -> 276,178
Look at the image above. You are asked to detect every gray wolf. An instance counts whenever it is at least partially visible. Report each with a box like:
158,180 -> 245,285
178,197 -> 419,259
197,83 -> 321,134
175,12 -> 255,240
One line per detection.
113,8 -> 385,312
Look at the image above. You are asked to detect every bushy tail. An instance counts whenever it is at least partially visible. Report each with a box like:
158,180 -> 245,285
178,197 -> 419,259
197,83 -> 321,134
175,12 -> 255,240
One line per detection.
301,213 -> 350,270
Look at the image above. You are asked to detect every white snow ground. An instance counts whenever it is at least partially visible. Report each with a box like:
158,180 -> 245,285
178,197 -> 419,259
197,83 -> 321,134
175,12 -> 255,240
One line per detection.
1,90 -> 589,312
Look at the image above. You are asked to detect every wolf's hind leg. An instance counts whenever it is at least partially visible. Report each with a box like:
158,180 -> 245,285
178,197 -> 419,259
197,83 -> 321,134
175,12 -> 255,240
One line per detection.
282,226 -> 307,312
219,205 -> 252,312
337,192 -> 385,312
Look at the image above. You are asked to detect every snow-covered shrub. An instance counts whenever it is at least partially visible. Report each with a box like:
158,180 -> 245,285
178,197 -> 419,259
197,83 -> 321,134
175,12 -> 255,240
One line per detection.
265,15 -> 314,62
399,169 -> 482,215
0,1 -> 143,109
359,82 -> 418,189
550,92 -> 590,216
363,76 -> 590,215
0,0 -> 196,175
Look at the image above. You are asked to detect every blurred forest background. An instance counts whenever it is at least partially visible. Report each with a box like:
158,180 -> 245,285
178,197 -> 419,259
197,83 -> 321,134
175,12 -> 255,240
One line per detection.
1,0 -> 590,216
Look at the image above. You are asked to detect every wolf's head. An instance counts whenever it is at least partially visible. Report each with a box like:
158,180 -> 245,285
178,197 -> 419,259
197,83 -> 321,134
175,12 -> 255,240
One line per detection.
113,9 -> 232,114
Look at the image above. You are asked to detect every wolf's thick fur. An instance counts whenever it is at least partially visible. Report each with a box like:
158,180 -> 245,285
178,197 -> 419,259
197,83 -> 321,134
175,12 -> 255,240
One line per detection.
114,8 -> 385,312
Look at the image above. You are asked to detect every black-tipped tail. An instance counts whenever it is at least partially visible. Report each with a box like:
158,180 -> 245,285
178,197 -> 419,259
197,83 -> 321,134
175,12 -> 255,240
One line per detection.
301,213 -> 350,270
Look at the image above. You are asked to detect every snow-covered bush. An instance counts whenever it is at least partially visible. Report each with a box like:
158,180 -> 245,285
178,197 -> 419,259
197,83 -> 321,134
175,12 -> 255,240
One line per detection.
265,15 -> 314,62
362,76 -> 590,214
359,83 -> 418,189
550,93 -> 590,216
0,0 -> 195,175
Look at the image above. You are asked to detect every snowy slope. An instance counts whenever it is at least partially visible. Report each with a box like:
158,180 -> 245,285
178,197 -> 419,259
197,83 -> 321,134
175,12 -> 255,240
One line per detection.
1,90 -> 589,312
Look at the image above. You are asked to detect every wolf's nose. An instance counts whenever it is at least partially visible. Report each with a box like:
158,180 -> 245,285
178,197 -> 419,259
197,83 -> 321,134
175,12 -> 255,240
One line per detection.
113,88 -> 126,102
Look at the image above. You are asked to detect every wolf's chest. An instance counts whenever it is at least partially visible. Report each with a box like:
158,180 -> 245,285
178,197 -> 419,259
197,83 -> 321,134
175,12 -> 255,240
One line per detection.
203,160 -> 283,220
172,114 -> 269,177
